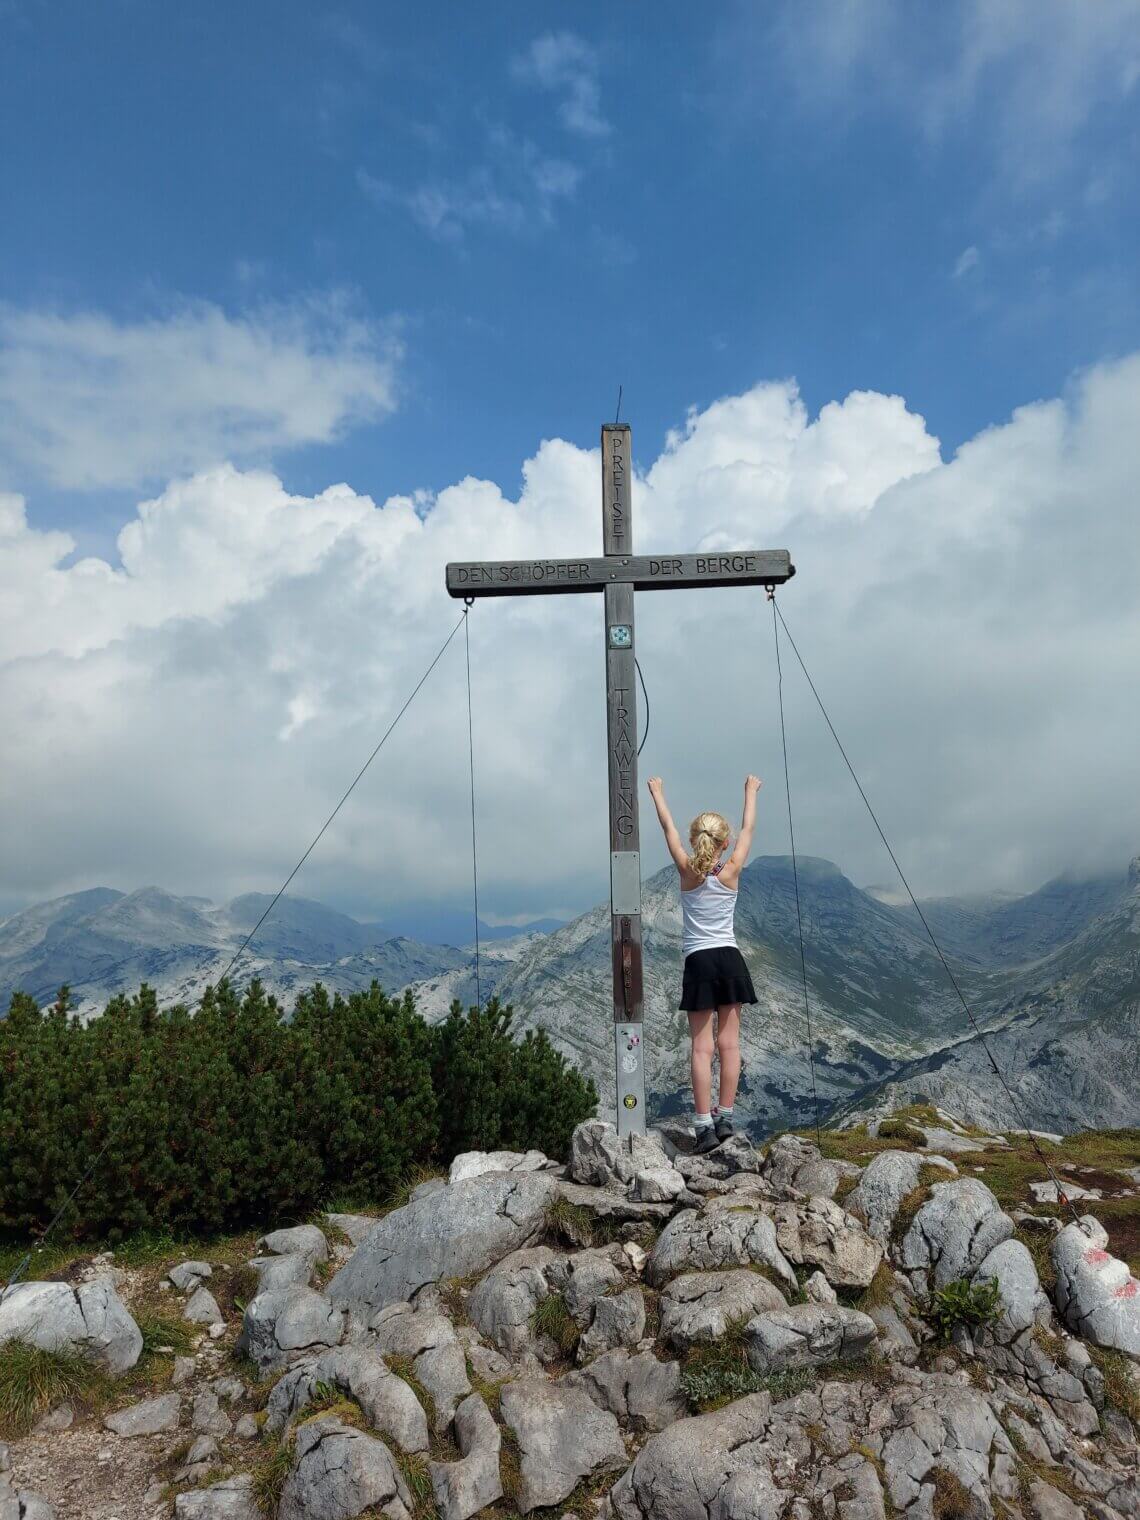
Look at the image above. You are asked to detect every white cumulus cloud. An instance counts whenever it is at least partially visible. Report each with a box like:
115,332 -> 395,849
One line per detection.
2,362 -> 1139,921
0,295 -> 401,491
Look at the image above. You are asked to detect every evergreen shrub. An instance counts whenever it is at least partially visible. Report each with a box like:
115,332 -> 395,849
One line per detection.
0,982 -> 596,1245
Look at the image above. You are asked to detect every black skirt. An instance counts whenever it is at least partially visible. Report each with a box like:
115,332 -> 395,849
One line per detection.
679,945 -> 758,1012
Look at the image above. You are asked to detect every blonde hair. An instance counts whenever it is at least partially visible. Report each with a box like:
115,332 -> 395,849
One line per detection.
688,811 -> 731,879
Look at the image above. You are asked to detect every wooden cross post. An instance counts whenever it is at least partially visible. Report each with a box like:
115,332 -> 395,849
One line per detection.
446,423 -> 794,1139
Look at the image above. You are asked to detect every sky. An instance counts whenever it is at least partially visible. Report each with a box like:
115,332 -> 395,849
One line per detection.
1,0 -> 1139,928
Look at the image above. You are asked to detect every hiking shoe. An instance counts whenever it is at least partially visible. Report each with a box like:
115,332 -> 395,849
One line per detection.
693,1125 -> 720,1155
714,1113 -> 735,1143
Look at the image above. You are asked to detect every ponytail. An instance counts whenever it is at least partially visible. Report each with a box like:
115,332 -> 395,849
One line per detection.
687,811 -> 731,879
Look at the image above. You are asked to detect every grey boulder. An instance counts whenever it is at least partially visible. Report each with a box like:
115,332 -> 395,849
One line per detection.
898,1178 -> 1013,1289
762,1133 -> 855,1200
803,1270 -> 837,1306
183,1286 -> 224,1325
173,1476 -> 260,1520
265,1345 -> 429,1452
770,1195 -> 883,1288
326,1171 -> 557,1316
1052,1215 -> 1140,1357
499,1379 -> 627,1512
578,1287 -> 645,1361
973,1238 -> 1050,1342
843,1150 -> 957,1246
235,1285 -> 345,1376
369,1306 -> 471,1428
0,1279 -> 142,1373
278,1415 -> 412,1520
466,1247 -> 557,1354
428,1394 -> 502,1520
659,1269 -> 786,1350
610,1394 -> 776,1520
449,1149 -> 549,1184
647,1206 -> 797,1290
745,1303 -> 876,1373
250,1253 -> 314,1293
103,1392 -> 182,1436
631,1166 -> 685,1202
564,1348 -> 686,1432
169,1261 -> 212,1292
569,1119 -> 671,1189
260,1225 -> 329,1265
547,1247 -> 624,1326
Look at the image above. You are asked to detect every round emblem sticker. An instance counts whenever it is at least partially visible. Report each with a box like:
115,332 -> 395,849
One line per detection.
623,1094 -> 638,1110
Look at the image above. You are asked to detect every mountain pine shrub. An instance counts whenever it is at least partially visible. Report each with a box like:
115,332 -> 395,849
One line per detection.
0,981 -> 596,1246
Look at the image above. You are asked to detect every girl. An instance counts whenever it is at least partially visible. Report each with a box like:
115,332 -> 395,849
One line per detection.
647,774 -> 761,1153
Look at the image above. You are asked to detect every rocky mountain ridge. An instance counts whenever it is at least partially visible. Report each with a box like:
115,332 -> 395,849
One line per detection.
1,1109 -> 1138,1520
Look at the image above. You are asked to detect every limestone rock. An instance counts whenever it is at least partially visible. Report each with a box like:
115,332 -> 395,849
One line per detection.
0,1279 -> 142,1373
745,1303 -> 876,1373
569,1119 -> 671,1189
235,1285 -> 345,1376
973,1237 -> 1050,1342
499,1379 -> 627,1512
183,1286 -> 224,1325
169,1261 -> 212,1292
659,1269 -> 786,1350
761,1133 -> 857,1199
449,1149 -> 549,1184
878,1378 -> 1010,1512
564,1347 -> 686,1432
843,1150 -> 957,1246
250,1253 -> 314,1293
578,1288 -> 645,1361
770,1196 -> 883,1288
547,1247 -> 624,1326
191,1388 -> 232,1437
647,1206 -> 797,1290
610,1394 -> 775,1520
869,1304 -> 918,1363
428,1394 -> 502,1520
326,1171 -> 557,1316
278,1415 -> 412,1520
261,1224 -> 329,1264
173,1478 -> 260,1520
803,1270 -> 837,1306
326,1212 -> 381,1246
1051,1216 -> 1140,1358
369,1306 -> 471,1428
266,1345 -> 429,1452
898,1178 -> 1013,1288
103,1392 -> 182,1436
631,1166 -> 685,1202
0,1493 -> 57,1520
466,1247 -> 556,1354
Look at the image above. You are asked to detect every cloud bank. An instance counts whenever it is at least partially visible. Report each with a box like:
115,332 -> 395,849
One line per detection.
0,296 -> 401,491
2,360 -> 1138,919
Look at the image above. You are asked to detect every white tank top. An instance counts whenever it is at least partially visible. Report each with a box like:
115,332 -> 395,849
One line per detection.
680,871 -> 738,957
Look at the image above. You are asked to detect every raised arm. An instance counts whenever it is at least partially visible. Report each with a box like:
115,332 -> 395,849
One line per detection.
722,774 -> 762,886
646,777 -> 691,873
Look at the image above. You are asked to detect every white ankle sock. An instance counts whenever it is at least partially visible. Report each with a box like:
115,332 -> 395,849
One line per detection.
717,1106 -> 734,1118
694,1112 -> 713,1131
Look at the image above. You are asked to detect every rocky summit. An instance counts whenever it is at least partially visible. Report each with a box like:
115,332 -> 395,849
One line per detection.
1,1112 -> 1138,1520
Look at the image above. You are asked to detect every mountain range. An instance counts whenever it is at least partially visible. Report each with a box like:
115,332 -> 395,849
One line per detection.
2,855 -> 1136,1136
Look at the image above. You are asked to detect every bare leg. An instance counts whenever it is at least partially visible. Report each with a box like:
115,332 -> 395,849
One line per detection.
688,1009 -> 715,1113
716,1004 -> 742,1109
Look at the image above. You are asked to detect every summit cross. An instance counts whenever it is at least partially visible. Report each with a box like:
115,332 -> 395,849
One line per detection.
446,423 -> 794,1139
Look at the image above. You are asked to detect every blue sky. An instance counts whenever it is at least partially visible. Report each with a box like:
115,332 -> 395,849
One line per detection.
5,1 -> 1137,546
2,1 -> 1139,926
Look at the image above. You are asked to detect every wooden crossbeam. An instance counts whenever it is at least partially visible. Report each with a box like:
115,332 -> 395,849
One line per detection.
446,550 -> 794,598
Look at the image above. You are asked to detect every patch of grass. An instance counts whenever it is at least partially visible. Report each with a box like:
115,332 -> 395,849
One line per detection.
251,1437 -> 294,1517
927,1276 -> 1002,1344
558,1468 -> 623,1519
1011,1224 -> 1057,1297
295,1395 -> 365,1431
530,1292 -> 580,1357
0,1340 -> 108,1438
135,1306 -> 196,1358
397,1450 -> 438,1520
500,1427 -> 523,1506
438,1275 -> 477,1325
1087,1343 -> 1140,1424
543,1196 -> 597,1248
1016,1457 -> 1085,1507
855,1262 -> 896,1313
930,1467 -> 974,1518
877,1120 -> 925,1147
890,1185 -> 931,1247
466,1362 -> 505,1418
385,1354 -> 438,1428
834,1172 -> 860,1204
381,1165 -> 447,1217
